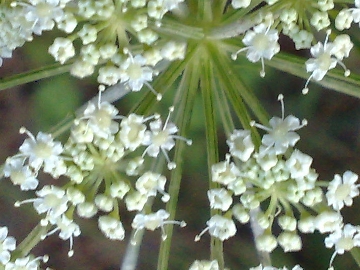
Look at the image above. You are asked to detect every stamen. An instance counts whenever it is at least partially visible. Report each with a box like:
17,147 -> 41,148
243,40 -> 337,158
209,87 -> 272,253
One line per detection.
14,198 -> 36,207
19,127 -> 36,141
144,82 -> 162,101
195,226 -> 209,242
231,47 -> 247,60
278,94 -> 284,120
302,73 -> 314,95
324,29 -> 331,50
260,58 -> 265,77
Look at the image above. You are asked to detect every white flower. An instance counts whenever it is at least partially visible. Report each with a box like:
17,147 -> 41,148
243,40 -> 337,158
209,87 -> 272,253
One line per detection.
0,227 -> 16,265
325,224 -> 360,268
232,204 -> 250,224
231,0 -> 251,9
94,194 -> 114,212
56,11 -> 77,33
120,53 -> 154,92
277,232 -> 302,252
17,185 -> 69,224
211,155 -> 242,185
326,171 -> 359,211
232,23 -> 280,77
143,107 -> 191,169
335,9 -> 353,30
119,114 -> 148,150
70,59 -> 95,78
333,34 -> 353,60
315,211 -> 343,233
45,215 -> 81,257
325,223 -> 360,254
226,129 -> 254,162
310,11 -> 330,31
148,0 -> 167,19
125,191 -> 148,211
66,187 -> 85,205
135,171 -> 169,202
351,0 -> 360,24
76,202 -> 98,218
255,151 -> 278,171
207,188 -> 233,211
131,209 -> 186,242
195,215 -> 236,242
252,95 -> 306,155
298,216 -> 316,233
189,260 -> 219,270
18,0 -> 65,35
291,30 -> 313,50
97,65 -> 122,85
285,150 -> 313,179
3,158 -> 38,190
18,128 -> 64,173
278,215 -> 297,231
79,100 -> 119,139
110,181 -> 130,199
98,216 -> 125,240
160,41 -> 187,61
304,31 -> 350,93
131,14 -> 147,32
77,24 -> 97,45
48,37 -> 75,64
261,114 -> 304,154
255,234 -> 277,253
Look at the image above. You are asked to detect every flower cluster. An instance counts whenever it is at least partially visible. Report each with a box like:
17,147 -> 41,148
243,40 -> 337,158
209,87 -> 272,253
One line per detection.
0,0 -> 187,98
197,95 -> 360,268
1,0 -> 360,269
3,94 -> 190,258
228,1 -> 355,92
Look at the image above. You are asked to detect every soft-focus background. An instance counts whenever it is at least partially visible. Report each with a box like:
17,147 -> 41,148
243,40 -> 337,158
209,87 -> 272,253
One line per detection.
1,32 -> 360,270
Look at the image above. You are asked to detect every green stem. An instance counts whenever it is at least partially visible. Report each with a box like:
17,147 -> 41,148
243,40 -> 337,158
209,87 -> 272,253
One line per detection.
200,58 -> 224,268
157,57 -> 200,270
12,223 -> 50,259
267,52 -> 360,99
152,17 -> 204,40
0,62 -> 73,91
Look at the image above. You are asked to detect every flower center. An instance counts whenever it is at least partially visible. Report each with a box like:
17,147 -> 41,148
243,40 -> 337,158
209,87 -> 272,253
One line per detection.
334,184 -> 351,201
94,108 -> 112,129
271,121 -> 288,141
152,130 -> 169,146
318,52 -> 332,70
43,194 -> 62,208
252,33 -> 270,52
10,171 -> 26,185
33,142 -> 53,159
337,236 -> 354,251
128,123 -> 143,141
127,63 -> 142,80
36,2 -> 52,18
233,138 -> 247,151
